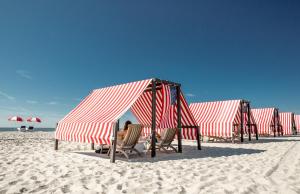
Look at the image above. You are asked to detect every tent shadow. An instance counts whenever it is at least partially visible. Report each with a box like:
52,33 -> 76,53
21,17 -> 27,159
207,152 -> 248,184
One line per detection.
74,145 -> 265,163
241,136 -> 300,144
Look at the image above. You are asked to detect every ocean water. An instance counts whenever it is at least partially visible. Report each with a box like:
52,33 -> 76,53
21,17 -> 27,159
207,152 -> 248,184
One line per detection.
0,127 -> 55,132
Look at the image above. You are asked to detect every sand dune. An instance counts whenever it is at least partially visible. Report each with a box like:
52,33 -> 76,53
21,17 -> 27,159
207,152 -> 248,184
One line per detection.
0,132 -> 300,194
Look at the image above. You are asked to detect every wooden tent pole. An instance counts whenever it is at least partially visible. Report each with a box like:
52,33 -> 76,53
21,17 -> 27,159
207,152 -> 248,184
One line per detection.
273,109 -> 276,137
54,123 -> 58,150
176,85 -> 182,153
247,103 -> 251,141
54,139 -> 58,150
110,120 -> 119,163
196,126 -> 201,150
91,143 -> 95,150
292,113 -> 296,135
151,79 -> 157,158
240,101 -> 244,142
276,109 -> 281,136
255,124 -> 258,140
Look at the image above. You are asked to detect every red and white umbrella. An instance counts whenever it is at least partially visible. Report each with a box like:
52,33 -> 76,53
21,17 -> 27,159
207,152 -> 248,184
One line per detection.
8,116 -> 23,122
27,117 -> 42,123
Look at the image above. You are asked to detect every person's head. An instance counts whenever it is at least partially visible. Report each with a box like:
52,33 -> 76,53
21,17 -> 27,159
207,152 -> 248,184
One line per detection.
123,120 -> 132,131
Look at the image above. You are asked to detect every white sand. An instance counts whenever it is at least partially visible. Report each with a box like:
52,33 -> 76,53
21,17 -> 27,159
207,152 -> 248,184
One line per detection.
0,132 -> 300,194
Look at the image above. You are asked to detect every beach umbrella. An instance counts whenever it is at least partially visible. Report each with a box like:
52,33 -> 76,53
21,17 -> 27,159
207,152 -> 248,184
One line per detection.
8,116 -> 23,122
27,117 -> 42,123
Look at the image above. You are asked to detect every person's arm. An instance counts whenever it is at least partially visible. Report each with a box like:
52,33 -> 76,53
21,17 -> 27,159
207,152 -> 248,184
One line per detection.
117,131 -> 124,140
156,133 -> 161,140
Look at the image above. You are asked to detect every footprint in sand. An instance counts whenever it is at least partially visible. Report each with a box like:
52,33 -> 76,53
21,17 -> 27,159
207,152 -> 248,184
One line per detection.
19,187 -> 28,193
8,180 -> 18,185
117,184 -> 122,190
18,170 -> 25,176
61,185 -> 70,193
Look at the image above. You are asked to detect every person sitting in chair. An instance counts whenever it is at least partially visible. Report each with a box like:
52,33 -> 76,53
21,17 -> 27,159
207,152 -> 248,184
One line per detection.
95,120 -> 133,154
117,120 -> 132,140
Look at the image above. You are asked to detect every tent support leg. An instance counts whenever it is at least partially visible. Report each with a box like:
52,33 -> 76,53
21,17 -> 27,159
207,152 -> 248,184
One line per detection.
176,85 -> 182,153
240,101 -> 244,143
151,79 -> 157,158
247,103 -> 251,141
54,139 -> 58,150
110,120 -> 119,163
91,143 -> 95,150
255,125 -> 259,140
273,109 -> 276,137
54,123 -> 59,150
196,127 -> 201,150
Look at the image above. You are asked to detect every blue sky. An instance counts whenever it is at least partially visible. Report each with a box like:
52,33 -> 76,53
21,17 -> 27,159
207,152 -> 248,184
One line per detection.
0,1 -> 299,127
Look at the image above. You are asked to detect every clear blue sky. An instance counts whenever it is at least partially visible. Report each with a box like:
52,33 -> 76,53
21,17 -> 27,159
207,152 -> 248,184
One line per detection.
0,1 -> 299,127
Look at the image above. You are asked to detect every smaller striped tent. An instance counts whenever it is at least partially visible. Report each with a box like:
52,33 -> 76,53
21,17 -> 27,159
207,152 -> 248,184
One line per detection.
294,115 -> 300,133
279,112 -> 296,135
189,99 -> 257,142
252,108 -> 282,136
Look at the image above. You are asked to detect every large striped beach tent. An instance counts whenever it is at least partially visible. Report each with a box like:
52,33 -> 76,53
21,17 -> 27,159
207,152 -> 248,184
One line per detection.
251,108 -> 283,136
55,78 -> 201,162
189,99 -> 258,142
279,112 -> 297,135
294,115 -> 300,133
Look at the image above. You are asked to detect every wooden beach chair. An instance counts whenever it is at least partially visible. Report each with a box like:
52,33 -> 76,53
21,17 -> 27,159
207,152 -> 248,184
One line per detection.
108,124 -> 143,159
148,128 -> 178,153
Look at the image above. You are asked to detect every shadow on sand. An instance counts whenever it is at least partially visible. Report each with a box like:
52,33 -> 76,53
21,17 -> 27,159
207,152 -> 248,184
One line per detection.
241,135 -> 300,144
74,144 -> 265,163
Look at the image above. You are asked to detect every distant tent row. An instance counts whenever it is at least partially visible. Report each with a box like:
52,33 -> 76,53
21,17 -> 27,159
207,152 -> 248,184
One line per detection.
54,78 -> 299,163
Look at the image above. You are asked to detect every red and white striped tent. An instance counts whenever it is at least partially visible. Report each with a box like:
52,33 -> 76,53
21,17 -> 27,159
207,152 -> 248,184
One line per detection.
279,112 -> 296,135
55,78 -> 200,158
189,99 -> 257,142
251,108 -> 282,136
295,115 -> 300,133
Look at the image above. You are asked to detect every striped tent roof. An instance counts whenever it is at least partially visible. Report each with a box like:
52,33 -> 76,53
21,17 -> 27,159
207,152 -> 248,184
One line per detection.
294,115 -> 300,133
251,108 -> 277,135
189,100 -> 255,138
131,84 -> 197,140
279,112 -> 294,135
55,79 -> 198,144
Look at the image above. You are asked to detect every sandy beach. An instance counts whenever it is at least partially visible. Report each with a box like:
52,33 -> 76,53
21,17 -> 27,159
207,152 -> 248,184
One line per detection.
0,132 -> 300,194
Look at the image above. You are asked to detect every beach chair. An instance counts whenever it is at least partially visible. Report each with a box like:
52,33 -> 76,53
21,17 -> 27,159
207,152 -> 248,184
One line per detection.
17,126 -> 27,132
27,126 -> 34,131
147,128 -> 178,153
108,124 -> 143,159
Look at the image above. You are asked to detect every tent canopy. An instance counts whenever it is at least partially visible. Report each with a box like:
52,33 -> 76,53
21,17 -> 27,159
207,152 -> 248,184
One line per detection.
252,108 -> 279,135
189,99 -> 256,138
55,78 -> 198,144
279,112 -> 294,135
